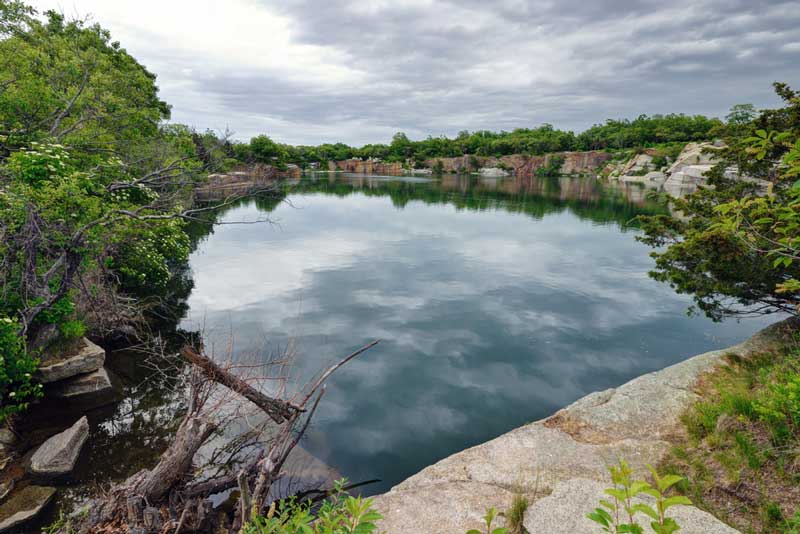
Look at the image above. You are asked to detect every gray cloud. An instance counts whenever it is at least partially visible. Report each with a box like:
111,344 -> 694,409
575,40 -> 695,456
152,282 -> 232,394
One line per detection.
32,0 -> 800,145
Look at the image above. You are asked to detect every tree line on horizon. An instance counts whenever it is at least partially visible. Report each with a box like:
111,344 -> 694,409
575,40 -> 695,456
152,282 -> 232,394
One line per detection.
230,112 -> 730,168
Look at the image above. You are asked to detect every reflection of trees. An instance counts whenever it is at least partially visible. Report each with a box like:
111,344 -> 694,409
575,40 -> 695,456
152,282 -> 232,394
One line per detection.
95,352 -> 187,469
36,352 -> 188,522
286,175 -> 667,229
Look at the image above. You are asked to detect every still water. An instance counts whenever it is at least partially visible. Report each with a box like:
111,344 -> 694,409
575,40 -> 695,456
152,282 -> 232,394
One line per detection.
179,173 -> 773,494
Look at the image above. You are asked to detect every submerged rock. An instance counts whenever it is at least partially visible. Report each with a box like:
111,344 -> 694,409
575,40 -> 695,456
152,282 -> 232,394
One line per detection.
0,485 -> 56,533
29,416 -> 89,478
37,338 -> 105,383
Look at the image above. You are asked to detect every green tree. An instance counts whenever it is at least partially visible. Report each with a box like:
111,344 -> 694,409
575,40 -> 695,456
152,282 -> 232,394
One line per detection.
0,3 -> 231,420
249,134 -> 285,163
726,103 -> 757,126
638,83 -> 800,320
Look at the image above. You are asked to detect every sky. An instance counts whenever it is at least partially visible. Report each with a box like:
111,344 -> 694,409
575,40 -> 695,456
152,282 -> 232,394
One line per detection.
27,0 -> 800,146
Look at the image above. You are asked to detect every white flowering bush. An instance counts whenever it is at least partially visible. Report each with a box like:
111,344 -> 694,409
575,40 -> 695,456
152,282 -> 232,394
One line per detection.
5,142 -> 72,186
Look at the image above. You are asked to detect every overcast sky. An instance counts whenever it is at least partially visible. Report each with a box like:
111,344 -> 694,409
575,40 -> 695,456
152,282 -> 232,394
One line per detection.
28,0 -> 800,146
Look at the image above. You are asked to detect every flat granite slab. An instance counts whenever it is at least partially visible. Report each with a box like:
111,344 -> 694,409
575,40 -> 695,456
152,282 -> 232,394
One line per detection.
523,478 -> 738,534
37,338 -> 105,383
50,366 -> 115,401
29,416 -> 89,478
372,317 -> 799,534
0,485 -> 56,533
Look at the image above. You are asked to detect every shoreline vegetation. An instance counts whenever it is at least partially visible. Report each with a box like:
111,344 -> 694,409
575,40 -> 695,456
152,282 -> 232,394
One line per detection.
0,1 -> 799,533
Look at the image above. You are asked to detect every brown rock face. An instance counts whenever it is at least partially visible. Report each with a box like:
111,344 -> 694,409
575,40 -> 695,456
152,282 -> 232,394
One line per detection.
424,151 -> 611,176
328,159 -> 404,175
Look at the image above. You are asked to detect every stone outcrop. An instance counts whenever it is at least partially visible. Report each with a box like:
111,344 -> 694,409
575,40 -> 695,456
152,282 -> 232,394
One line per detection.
29,416 -> 89,478
424,151 -> 611,177
610,142 -> 770,196
50,366 -> 116,402
328,159 -> 404,175
620,153 -> 656,176
37,338 -> 104,383
0,485 -> 56,533
196,164 -> 300,201
667,142 -> 723,175
372,318 -> 798,534
523,479 -> 738,534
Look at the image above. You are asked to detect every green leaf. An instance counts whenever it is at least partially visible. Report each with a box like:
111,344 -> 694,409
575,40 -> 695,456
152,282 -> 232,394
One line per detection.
466,530 -> 482,534
600,499 -> 616,511
491,528 -> 509,534
628,481 -> 651,495
651,517 -> 681,534
662,495 -> 693,510
631,503 -> 659,520
656,474 -> 684,492
605,488 -> 628,501
588,509 -> 613,527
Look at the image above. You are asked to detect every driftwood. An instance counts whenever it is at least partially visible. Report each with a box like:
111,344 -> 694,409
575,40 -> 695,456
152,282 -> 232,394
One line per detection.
66,339 -> 380,534
180,345 -> 299,424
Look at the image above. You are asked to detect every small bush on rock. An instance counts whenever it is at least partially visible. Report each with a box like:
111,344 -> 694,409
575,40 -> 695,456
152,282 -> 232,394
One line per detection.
588,459 -> 690,534
242,479 -> 382,534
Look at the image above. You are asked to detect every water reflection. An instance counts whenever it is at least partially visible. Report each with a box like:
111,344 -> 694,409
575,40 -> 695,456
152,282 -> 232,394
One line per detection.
181,174 -> 773,494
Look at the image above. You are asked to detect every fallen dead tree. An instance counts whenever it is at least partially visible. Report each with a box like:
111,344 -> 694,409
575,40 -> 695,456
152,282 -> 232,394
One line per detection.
65,339 -> 380,534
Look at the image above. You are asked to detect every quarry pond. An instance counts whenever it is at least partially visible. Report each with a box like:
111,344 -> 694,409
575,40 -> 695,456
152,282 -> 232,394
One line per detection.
23,172 -> 779,526
177,173 -> 774,494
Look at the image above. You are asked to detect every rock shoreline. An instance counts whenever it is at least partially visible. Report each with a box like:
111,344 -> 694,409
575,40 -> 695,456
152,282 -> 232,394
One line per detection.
372,317 -> 798,534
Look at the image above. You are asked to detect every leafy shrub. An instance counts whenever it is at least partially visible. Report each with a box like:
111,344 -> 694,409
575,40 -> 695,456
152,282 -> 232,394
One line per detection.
58,319 -> 86,341
242,479 -> 382,534
753,369 -> 800,443
0,317 -> 42,422
112,219 -> 191,293
588,459 -> 690,534
5,142 -> 73,186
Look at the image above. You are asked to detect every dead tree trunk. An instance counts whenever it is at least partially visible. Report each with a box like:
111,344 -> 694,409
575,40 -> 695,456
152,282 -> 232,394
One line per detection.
65,340 -> 379,534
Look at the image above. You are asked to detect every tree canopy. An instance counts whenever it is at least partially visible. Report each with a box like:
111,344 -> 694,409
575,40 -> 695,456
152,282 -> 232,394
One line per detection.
0,3 -> 229,419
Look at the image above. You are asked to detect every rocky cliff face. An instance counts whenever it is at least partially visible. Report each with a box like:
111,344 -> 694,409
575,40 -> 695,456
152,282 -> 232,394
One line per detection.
372,318 -> 798,534
328,159 -> 404,175
196,164 -> 301,200
423,151 -> 611,177
608,142 -> 770,197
